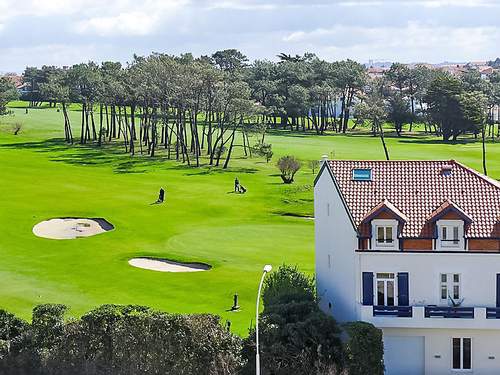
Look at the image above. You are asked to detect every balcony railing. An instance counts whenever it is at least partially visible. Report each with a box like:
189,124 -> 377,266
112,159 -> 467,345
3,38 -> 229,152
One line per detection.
373,305 -> 412,317
362,305 -> 500,329
486,307 -> 500,319
424,306 -> 474,319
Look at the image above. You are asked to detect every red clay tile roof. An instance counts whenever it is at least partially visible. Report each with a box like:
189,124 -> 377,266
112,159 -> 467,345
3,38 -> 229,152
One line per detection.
326,160 -> 500,238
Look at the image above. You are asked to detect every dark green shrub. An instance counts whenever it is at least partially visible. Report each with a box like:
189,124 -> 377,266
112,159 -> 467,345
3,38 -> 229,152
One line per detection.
343,321 -> 384,375
262,264 -> 315,308
243,265 -> 344,374
44,305 -> 243,375
32,304 -> 68,350
0,309 -> 29,341
0,304 -> 244,375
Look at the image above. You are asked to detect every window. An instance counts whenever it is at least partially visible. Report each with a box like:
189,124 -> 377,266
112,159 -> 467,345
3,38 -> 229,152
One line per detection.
440,273 -> 461,305
452,337 -> 471,370
441,225 -> 459,246
352,168 -> 372,181
371,219 -> 398,250
376,273 -> 395,306
377,226 -> 393,245
436,220 -> 464,250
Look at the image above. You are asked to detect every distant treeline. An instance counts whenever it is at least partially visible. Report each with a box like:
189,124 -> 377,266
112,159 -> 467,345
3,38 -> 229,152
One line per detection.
5,50 -> 500,166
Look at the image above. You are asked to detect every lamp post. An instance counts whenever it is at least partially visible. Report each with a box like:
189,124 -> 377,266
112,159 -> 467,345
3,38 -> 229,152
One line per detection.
255,264 -> 272,375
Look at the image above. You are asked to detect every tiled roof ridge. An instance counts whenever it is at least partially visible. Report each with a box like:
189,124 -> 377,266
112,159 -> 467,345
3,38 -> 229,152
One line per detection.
328,159 -> 454,163
452,160 -> 500,190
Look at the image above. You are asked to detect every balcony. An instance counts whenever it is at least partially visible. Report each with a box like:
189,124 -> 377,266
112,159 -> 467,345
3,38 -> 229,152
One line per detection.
373,305 -> 412,317
486,307 -> 500,319
361,305 -> 500,329
424,306 -> 474,319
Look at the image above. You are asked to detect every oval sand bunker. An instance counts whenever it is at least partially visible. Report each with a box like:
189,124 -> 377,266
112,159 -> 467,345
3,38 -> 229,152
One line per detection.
33,218 -> 114,240
129,258 -> 211,273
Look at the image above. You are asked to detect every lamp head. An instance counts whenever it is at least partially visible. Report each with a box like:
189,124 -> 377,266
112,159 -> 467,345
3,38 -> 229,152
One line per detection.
263,264 -> 272,273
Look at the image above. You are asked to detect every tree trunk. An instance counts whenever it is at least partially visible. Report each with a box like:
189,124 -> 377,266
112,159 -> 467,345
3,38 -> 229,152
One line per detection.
378,121 -> 390,160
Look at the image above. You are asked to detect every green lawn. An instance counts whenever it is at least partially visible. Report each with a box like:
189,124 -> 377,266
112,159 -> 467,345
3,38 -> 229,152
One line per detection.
0,103 -> 499,335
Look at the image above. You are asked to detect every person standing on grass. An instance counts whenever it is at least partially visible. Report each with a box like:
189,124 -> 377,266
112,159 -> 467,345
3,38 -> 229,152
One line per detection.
234,177 -> 240,193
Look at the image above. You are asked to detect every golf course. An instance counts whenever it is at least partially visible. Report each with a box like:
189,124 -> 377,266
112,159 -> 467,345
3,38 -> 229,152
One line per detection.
1,102 -> 500,335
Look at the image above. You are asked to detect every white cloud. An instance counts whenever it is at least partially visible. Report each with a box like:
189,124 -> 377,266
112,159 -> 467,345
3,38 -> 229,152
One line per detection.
206,1 -> 277,10
283,22 -> 500,62
0,0 -> 190,35
339,0 -> 499,6
75,12 -> 159,36
74,0 -> 189,36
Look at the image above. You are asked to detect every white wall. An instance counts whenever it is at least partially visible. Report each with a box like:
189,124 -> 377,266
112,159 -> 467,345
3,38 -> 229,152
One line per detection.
384,328 -> 500,375
315,167 -> 359,322
358,252 -> 500,308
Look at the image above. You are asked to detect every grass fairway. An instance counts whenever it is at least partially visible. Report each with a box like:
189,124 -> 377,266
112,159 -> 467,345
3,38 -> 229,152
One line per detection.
1,104 -> 500,335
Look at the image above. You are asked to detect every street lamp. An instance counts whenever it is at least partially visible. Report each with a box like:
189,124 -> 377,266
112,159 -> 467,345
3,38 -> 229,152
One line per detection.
256,264 -> 272,375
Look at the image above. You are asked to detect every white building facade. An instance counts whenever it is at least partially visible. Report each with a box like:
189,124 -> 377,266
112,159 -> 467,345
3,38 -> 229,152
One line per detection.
315,159 -> 500,375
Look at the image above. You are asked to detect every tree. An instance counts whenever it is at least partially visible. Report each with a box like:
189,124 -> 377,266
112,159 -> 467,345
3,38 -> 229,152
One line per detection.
0,77 -> 18,116
343,322 -> 384,375
308,159 -> 320,174
212,49 -> 248,73
39,68 -> 74,143
424,72 -> 464,141
459,91 -> 488,174
253,142 -> 273,163
385,92 -> 413,136
242,265 -> 344,375
262,264 -> 315,307
385,63 -> 410,95
277,155 -> 301,183
354,85 -> 390,160
332,60 -> 367,133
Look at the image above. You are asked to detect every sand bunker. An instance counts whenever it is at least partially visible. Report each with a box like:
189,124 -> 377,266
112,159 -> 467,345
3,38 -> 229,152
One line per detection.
33,218 -> 114,240
128,257 -> 211,273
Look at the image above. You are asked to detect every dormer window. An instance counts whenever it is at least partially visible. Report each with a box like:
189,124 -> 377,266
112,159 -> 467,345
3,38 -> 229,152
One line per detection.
371,219 -> 398,250
353,168 -> 372,181
436,220 -> 464,250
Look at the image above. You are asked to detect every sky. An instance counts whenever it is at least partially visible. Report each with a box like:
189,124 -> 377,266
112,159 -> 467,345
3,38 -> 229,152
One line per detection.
0,0 -> 499,73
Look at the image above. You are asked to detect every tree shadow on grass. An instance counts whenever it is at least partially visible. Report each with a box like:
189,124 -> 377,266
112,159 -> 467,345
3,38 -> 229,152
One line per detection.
0,138 -> 73,153
166,164 -> 258,176
397,138 -> 477,145
0,138 -> 260,175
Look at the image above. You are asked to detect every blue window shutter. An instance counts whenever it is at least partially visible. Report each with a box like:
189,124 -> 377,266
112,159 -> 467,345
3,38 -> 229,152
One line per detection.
496,274 -> 500,308
362,272 -> 374,306
398,272 -> 409,306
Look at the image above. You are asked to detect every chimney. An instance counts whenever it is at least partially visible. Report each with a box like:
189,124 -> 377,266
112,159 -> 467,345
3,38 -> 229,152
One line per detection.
321,155 -> 328,165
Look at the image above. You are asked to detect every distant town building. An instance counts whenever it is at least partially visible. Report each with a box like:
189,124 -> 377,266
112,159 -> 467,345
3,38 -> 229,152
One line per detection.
1,73 -> 29,95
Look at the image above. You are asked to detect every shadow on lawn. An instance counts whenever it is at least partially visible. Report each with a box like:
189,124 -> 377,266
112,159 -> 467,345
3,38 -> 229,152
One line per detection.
167,163 -> 258,175
398,138 -> 478,145
0,137 -> 260,175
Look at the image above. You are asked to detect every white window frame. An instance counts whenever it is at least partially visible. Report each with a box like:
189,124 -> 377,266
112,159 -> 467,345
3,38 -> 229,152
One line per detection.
451,337 -> 472,371
436,220 -> 465,251
371,219 -> 398,250
440,273 -> 461,306
374,272 -> 398,307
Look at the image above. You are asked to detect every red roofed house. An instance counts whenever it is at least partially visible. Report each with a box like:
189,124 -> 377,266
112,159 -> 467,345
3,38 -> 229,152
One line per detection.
314,159 -> 500,374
